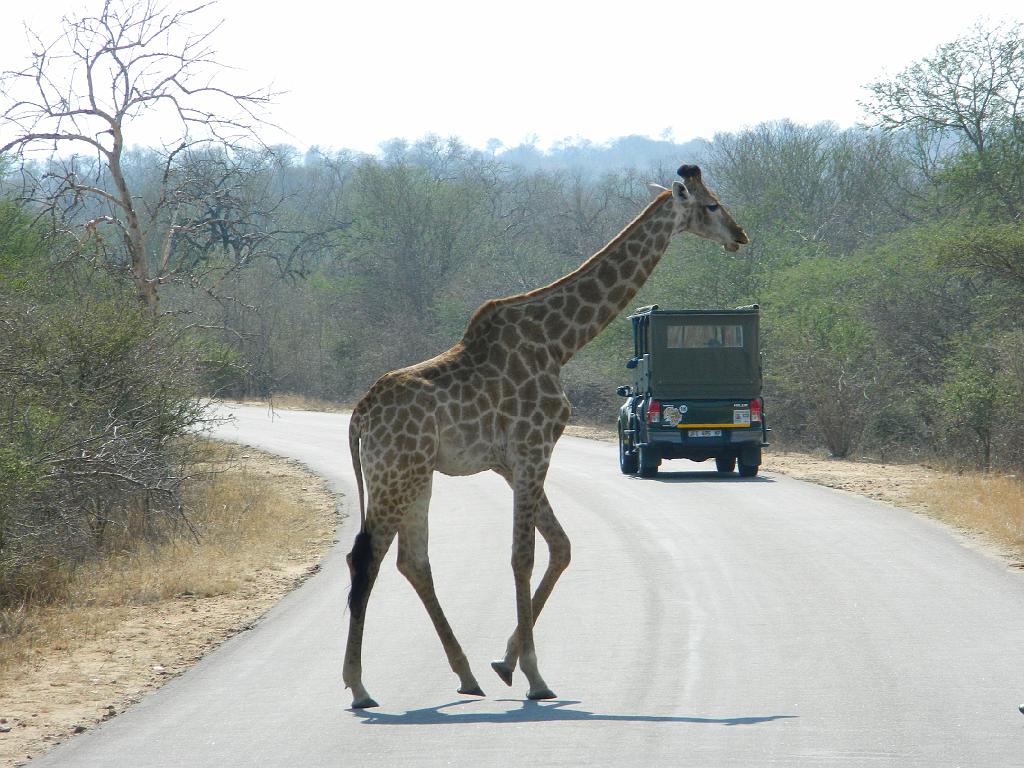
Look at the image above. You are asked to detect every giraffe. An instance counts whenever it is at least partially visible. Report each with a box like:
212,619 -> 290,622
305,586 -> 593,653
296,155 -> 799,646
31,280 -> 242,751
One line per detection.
343,164 -> 748,709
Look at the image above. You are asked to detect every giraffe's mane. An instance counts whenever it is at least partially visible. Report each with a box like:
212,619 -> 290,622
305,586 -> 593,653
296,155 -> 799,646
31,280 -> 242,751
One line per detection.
463,189 -> 672,334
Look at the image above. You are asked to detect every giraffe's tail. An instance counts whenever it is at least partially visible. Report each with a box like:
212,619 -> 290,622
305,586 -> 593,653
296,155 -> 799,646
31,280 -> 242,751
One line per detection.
347,405 -> 372,617
347,529 -> 372,618
348,405 -> 366,530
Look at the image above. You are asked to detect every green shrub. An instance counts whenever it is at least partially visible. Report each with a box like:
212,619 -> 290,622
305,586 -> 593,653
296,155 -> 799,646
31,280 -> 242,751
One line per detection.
0,290 -> 205,606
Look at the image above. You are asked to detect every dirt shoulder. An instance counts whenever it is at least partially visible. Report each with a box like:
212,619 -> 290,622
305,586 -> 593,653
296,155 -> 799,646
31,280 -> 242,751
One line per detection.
0,449 -> 340,767
760,451 -> 942,511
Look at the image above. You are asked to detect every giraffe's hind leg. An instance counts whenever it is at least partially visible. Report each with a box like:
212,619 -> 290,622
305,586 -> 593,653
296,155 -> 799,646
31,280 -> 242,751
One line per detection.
344,458 -> 438,708
492,490 -> 570,689
397,478 -> 484,697
343,519 -> 397,709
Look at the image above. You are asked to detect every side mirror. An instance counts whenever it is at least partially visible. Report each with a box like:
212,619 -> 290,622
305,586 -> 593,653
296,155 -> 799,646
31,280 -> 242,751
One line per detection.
616,385 -> 632,398
625,358 -> 638,370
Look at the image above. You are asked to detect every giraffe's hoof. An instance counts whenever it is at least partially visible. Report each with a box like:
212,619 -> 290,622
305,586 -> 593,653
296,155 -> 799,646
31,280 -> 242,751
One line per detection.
351,696 -> 379,709
527,687 -> 557,701
491,660 -> 514,687
459,684 -> 485,697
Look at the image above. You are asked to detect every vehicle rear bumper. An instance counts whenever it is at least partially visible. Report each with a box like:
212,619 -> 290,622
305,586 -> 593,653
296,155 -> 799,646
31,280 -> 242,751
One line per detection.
642,426 -> 767,461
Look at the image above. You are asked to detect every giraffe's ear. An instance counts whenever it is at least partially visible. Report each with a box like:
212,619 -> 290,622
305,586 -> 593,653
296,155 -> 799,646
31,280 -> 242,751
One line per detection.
671,180 -> 691,202
646,182 -> 669,199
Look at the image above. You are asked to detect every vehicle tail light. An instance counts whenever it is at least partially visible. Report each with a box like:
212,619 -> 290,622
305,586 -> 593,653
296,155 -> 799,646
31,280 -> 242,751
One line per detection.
646,399 -> 662,424
750,398 -> 762,422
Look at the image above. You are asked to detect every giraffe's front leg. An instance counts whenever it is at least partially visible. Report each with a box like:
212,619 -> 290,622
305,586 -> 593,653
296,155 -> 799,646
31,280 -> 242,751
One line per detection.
501,484 -> 556,700
492,492 -> 570,687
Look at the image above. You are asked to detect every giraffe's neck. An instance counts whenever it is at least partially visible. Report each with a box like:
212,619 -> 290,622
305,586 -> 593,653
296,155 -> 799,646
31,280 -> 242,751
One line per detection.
525,192 -> 677,363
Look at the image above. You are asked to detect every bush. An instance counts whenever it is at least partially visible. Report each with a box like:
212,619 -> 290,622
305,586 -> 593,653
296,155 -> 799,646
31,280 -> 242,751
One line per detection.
0,294 -> 205,605
763,258 -> 878,457
934,333 -> 1016,470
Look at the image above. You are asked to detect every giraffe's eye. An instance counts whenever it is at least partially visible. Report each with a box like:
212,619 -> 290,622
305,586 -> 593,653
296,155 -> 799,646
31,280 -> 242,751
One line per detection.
706,204 -> 720,212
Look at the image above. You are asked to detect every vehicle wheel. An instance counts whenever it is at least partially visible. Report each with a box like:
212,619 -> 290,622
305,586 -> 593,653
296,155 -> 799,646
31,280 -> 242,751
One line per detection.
715,456 -> 736,474
738,461 -> 759,477
638,444 -> 659,477
618,426 -> 638,475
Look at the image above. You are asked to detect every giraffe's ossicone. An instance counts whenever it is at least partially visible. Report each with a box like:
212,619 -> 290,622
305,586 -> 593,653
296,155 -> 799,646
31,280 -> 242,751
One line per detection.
343,164 -> 749,709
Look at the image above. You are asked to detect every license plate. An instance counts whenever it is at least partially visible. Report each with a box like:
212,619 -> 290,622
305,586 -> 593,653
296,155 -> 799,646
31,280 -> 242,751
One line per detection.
689,429 -> 722,437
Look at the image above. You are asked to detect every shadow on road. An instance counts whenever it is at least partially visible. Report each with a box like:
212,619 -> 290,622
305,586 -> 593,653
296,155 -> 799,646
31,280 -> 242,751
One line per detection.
353,698 -> 796,726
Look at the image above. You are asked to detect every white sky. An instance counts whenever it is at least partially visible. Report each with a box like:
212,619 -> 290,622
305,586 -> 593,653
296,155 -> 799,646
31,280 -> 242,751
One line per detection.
2,0 -> 1022,154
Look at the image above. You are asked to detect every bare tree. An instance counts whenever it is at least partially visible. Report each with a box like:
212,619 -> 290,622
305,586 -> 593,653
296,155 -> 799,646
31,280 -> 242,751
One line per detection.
0,0 -> 283,316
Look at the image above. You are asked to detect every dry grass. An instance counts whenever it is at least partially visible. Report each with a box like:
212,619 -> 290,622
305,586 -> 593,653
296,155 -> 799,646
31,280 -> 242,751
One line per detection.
912,473 -> 1024,559
0,442 -> 338,673
86,469 -> 318,604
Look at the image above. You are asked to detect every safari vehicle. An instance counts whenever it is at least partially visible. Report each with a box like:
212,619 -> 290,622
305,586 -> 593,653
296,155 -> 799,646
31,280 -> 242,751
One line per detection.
616,305 -> 768,477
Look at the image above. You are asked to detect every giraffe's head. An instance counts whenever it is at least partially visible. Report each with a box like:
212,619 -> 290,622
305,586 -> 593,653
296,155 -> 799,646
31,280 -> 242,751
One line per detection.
663,165 -> 749,252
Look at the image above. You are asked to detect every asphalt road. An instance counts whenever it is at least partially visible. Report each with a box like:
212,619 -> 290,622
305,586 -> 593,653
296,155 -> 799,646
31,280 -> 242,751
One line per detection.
37,405 -> 1024,767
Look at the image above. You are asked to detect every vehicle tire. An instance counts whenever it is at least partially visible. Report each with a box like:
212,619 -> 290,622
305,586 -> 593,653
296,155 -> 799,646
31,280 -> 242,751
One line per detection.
618,426 -> 638,475
715,455 -> 736,474
738,461 -> 759,478
638,444 -> 659,477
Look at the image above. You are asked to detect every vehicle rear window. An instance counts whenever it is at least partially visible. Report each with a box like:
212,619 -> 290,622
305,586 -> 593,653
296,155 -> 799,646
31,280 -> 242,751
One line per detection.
666,324 -> 744,349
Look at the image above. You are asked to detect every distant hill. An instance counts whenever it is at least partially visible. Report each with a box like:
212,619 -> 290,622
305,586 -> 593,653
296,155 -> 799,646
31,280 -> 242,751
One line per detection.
495,134 -> 710,175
